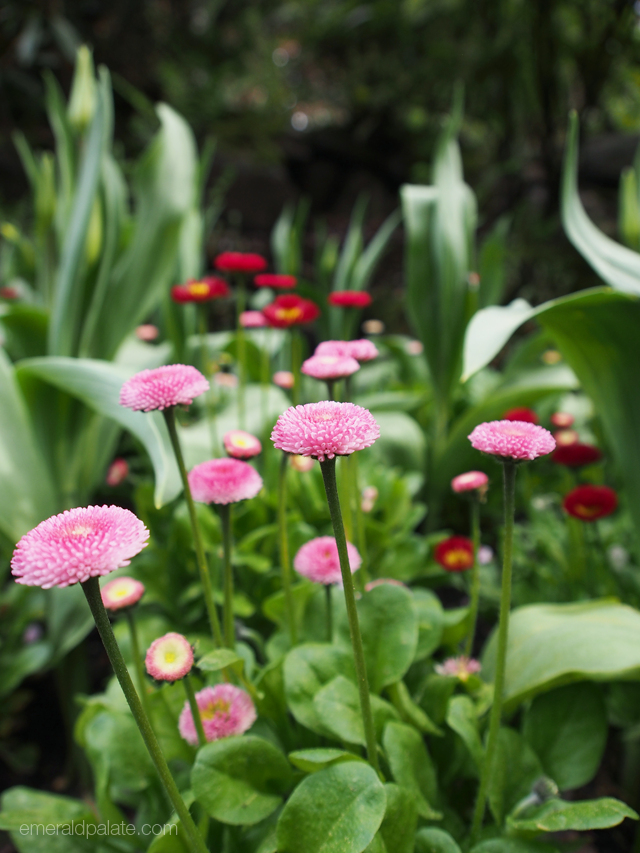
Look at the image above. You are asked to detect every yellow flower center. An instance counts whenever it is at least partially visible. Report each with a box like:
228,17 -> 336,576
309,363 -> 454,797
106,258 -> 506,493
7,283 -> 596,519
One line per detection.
574,503 -> 601,518
164,650 -> 177,663
443,549 -> 471,569
276,307 -> 303,323
187,282 -> 210,297
201,699 -> 230,720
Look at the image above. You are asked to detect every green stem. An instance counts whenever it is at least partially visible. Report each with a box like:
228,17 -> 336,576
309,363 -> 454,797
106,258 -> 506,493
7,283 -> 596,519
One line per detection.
325,585 -> 333,643
464,499 -> 481,658
320,456 -> 380,775
81,578 -> 209,853
219,503 -> 235,649
351,453 -> 368,592
339,456 -> 354,542
184,675 -> 207,748
326,379 -> 335,401
236,276 -> 247,428
163,408 -> 224,649
278,452 -> 298,645
125,609 -> 152,721
470,460 -> 516,845
291,330 -> 302,406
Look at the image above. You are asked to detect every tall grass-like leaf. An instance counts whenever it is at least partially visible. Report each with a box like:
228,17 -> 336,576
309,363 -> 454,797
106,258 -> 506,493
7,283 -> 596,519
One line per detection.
478,216 -> 509,308
333,194 -> 368,292
350,208 -> 402,292
43,71 -> 76,239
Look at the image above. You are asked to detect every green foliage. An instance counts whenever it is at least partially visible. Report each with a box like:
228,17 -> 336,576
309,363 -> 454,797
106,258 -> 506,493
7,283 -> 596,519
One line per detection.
507,797 -> 638,834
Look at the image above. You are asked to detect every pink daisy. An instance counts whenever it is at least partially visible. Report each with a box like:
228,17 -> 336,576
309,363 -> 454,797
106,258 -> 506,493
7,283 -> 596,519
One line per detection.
273,371 -> 294,390
145,632 -> 193,682
119,364 -> 209,412
11,506 -> 149,589
271,401 -> 379,461
468,420 -> 556,461
451,471 -> 489,493
223,430 -> 262,459
240,310 -> 268,328
101,576 -> 145,610
188,458 -> 263,505
315,339 -> 379,362
293,536 -> 361,585
179,684 -> 256,745
301,354 -> 360,381
434,656 -> 482,682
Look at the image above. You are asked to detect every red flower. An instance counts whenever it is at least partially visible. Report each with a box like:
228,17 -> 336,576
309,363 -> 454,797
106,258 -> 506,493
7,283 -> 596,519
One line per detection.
563,485 -> 617,522
551,412 -> 574,428
171,277 -> 230,303
552,443 -> 602,467
254,273 -> 297,289
328,291 -> 372,308
262,294 -> 320,328
503,407 -> 538,424
434,536 -> 474,572
0,286 -> 18,300
214,252 -> 267,273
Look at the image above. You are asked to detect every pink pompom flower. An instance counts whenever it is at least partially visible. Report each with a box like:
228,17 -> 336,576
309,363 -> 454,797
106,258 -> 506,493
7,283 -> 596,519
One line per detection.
145,632 -> 194,682
315,339 -> 379,363
240,310 -> 268,328
101,576 -> 145,610
451,471 -> 489,494
273,370 -> 295,389
435,656 -> 482,682
468,420 -> 556,462
12,506 -> 149,589
120,364 -> 209,412
223,430 -> 262,459
214,252 -> 267,274
178,684 -> 256,745
189,458 -> 263,505
293,536 -> 361,585
271,401 -> 379,461
136,324 -> 159,341
301,354 -> 360,381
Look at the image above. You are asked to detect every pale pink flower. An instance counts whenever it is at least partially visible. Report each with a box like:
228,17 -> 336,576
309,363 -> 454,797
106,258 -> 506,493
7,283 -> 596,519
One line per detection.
214,372 -> 238,388
290,454 -> 315,472
477,545 -> 494,565
365,578 -> 407,591
362,319 -> 384,335
179,684 -> 256,745
101,576 -> 145,610
189,458 -> 263,505
451,471 -> 489,493
145,632 -> 193,682
223,430 -> 262,459
106,458 -> 129,486
12,506 -> 149,589
271,401 -> 379,461
293,536 -> 361,585
405,340 -> 424,356
301,354 -> 360,381
240,310 -> 268,328
135,324 -> 159,341
468,420 -> 555,461
361,485 -> 378,513
120,364 -> 209,412
315,339 -> 379,362
435,656 -> 482,682
273,370 -> 294,390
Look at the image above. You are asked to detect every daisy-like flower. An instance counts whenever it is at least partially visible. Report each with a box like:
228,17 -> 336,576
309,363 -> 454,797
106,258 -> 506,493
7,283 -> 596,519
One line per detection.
554,429 -> 579,446
290,454 -> 315,472
145,632 -> 193,682
435,656 -> 482,682
451,471 -> 489,494
119,365 -> 209,412
101,576 -> 145,610
552,443 -> 602,468
223,430 -> 262,459
293,536 -> 361,585
178,684 -> 256,745
328,291 -> 372,308
434,536 -> 474,572
262,294 -> 320,328
273,370 -> 295,389
214,252 -> 267,273
106,458 -> 129,487
362,319 -> 384,335
551,412 -> 575,428
11,506 -> 149,589
171,277 -> 230,303
239,310 -> 268,328
468,420 -> 556,462
315,339 -> 379,363
503,407 -> 538,424
563,485 -> 617,522
301,354 -> 360,381
271,401 -> 379,461
254,273 -> 297,289
188,458 -> 263,505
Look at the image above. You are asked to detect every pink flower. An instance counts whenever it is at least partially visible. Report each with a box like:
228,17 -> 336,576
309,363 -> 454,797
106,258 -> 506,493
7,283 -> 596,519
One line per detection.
214,372 -> 238,388
290,454 -> 315,472
405,340 -> 423,356
365,578 -> 407,591
214,252 -> 267,274
316,339 -> 379,362
11,506 -> 149,589
179,684 -> 256,745
240,310 -> 268,328
435,656 -> 482,682
271,401 -> 379,461
101,576 -> 145,610
254,273 -> 297,289
106,458 -> 129,487
293,536 -> 361,585
551,412 -> 574,428
136,324 -> 159,341
468,420 -> 556,461
120,365 -> 209,412
189,458 -> 263,505
451,471 -> 489,493
145,632 -> 193,682
223,430 -> 262,459
301,354 -> 360,381
273,371 -> 294,389
328,290 -> 372,308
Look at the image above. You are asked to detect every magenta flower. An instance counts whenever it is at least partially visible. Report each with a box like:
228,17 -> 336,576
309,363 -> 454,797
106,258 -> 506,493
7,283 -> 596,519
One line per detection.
101,576 -> 145,610
223,430 -> 262,459
451,471 -> 489,493
271,401 -> 379,461
301,354 -> 360,381
145,632 -> 194,682
119,364 -> 209,412
435,656 -> 482,682
293,536 -> 361,585
188,458 -> 263,505
11,506 -> 149,589
316,339 -> 379,362
178,684 -> 256,745
468,420 -> 556,461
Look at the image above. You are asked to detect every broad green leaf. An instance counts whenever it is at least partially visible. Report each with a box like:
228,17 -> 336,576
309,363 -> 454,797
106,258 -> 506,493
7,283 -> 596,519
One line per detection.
413,588 -> 444,661
471,841 -> 559,853
522,683 -> 607,791
313,675 -> 398,746
288,748 -> 365,774
368,411 -> 426,472
507,797 -> 638,834
46,585 -> 93,664
487,728 -> 543,826
0,644 -> 51,699
382,721 -> 440,819
84,711 -> 155,795
387,680 -> 443,736
283,644 -> 355,736
197,649 -> 242,672
446,695 -> 483,770
276,761 -> 386,853
377,784 -> 417,853
192,736 -> 292,826
0,787 -> 95,831
463,299 -> 537,381
415,827 -> 462,853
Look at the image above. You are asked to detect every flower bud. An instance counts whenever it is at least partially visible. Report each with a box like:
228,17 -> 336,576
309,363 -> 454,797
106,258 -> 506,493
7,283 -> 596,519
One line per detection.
68,46 -> 96,133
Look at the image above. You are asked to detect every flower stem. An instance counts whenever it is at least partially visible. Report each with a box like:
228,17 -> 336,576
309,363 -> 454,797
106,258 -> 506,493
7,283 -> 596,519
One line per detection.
184,675 -> 207,748
351,453 -> 368,592
278,452 -> 298,645
163,407 -> 224,649
124,609 -> 152,721
236,275 -> 247,428
464,499 -> 481,658
325,585 -> 333,643
320,456 -> 380,775
82,577 -> 209,853
218,503 -> 235,649
470,460 -> 516,845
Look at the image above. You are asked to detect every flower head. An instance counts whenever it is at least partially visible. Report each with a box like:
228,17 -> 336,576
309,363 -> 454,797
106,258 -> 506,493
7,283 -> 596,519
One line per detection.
477,545 -> 494,565
179,684 -> 256,745
273,370 -> 295,389
563,485 -> 617,522
271,401 -> 379,461
12,506 -> 149,589
552,443 -> 602,468
315,339 -> 379,362
551,412 -> 575,428
328,290 -> 372,308
406,340 -> 424,355
361,485 -> 378,513
101,576 -> 145,610
106,458 -> 129,487
240,310 -> 268,328
223,430 -> 262,459
136,324 -> 159,341
120,364 -> 209,412
434,536 -> 474,572
301,354 -> 360,381
189,458 -> 263,505
254,273 -> 297,289
214,252 -> 267,274
290,454 -> 315,472
451,471 -> 489,494
554,429 -> 579,446
171,277 -> 230,303
468,420 -> 556,461
435,656 -> 482,682
262,294 -> 320,328
146,632 -> 193,682
503,407 -> 538,424
293,536 -> 361,585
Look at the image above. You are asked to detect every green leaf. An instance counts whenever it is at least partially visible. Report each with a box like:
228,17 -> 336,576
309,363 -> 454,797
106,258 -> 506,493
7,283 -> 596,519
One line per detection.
382,721 -> 440,819
377,784 -> 418,853
191,736 -> 292,826
350,209 -> 402,292
387,680 -> 443,736
288,748 -> 365,774
84,711 -> 155,795
522,683 -> 607,791
0,644 -> 51,699
46,585 -> 93,663
276,761 -> 386,853
0,787 -> 96,831
313,675 -> 398,745
197,648 -> 242,672
508,797 -> 638,834
368,410 -> 426,473
413,589 -> 444,661
487,728 -> 543,826
471,840 -> 559,853
446,695 -> 483,770
415,827 -> 462,853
